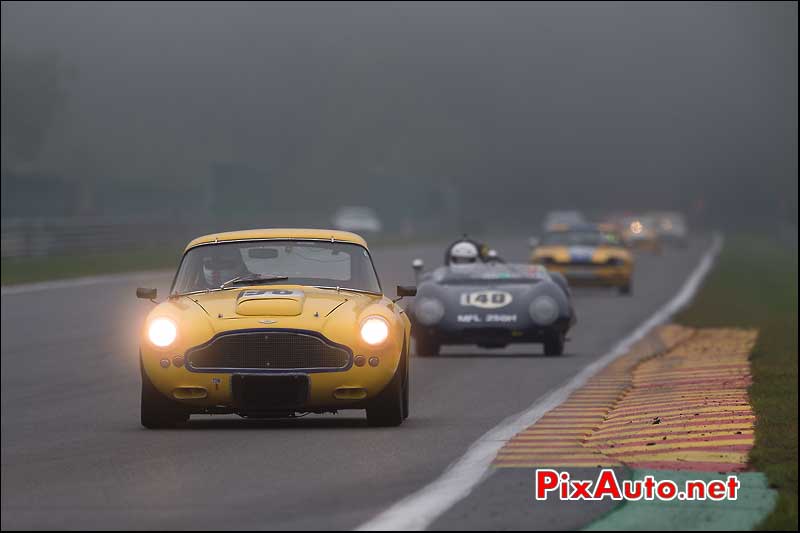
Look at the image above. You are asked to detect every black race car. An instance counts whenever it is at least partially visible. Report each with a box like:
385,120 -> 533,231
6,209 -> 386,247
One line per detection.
408,260 -> 576,356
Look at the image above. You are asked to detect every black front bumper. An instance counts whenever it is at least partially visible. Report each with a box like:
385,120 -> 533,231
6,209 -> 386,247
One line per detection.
413,317 -> 572,346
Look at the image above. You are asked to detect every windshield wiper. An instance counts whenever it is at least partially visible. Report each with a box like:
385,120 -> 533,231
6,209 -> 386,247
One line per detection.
219,275 -> 289,289
312,285 -> 381,296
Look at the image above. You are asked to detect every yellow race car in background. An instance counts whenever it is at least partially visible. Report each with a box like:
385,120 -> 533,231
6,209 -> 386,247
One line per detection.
530,224 -> 634,295
619,215 -> 662,253
137,228 -> 415,428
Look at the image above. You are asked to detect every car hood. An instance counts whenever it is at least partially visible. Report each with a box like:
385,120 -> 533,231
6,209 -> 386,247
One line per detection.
180,285 -> 379,333
535,245 -> 630,263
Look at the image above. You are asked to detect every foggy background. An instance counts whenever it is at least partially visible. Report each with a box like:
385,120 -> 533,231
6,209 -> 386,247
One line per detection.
2,1 -> 797,256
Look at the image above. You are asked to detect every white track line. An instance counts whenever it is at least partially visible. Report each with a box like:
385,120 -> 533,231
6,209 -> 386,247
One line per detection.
0,269 -> 173,296
356,233 -> 724,531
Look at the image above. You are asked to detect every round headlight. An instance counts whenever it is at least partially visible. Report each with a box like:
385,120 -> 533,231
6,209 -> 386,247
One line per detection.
415,298 -> 445,326
529,296 -> 559,325
360,316 -> 389,346
148,318 -> 177,348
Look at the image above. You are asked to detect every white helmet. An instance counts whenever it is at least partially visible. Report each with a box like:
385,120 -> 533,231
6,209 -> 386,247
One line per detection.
202,249 -> 245,287
449,241 -> 479,265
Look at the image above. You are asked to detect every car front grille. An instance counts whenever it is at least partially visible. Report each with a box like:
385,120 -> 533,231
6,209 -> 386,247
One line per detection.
187,330 -> 351,371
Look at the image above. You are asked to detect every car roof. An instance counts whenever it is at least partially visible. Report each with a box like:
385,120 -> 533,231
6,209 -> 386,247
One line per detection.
545,210 -> 584,220
335,206 -> 377,214
547,223 -> 602,233
185,228 -> 368,251
649,211 -> 685,219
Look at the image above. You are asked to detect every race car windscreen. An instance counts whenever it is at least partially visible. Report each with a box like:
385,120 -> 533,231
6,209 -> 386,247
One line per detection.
542,231 -> 621,247
438,264 -> 546,285
172,240 -> 381,294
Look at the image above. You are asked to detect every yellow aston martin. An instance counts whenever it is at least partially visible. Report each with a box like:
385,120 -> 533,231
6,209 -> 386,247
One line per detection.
530,224 -> 634,295
137,228 -> 415,428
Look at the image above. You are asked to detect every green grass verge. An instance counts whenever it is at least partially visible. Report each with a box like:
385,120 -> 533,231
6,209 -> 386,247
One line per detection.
1,248 -> 181,285
677,233 -> 798,531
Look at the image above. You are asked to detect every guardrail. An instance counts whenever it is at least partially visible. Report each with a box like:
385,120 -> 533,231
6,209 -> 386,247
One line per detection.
1,213 -> 336,259
1,213 -> 468,259
2,217 -> 192,258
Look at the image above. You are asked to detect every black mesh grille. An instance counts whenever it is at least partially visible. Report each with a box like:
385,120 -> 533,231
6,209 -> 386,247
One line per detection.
188,331 -> 350,370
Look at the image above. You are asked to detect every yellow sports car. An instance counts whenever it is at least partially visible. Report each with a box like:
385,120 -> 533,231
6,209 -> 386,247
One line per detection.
137,228 -> 415,428
620,216 -> 662,253
530,224 -> 634,294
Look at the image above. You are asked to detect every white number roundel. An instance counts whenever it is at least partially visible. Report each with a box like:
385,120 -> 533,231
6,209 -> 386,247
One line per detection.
460,290 -> 513,309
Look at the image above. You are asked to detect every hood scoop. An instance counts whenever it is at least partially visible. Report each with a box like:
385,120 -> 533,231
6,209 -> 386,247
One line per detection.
236,289 -> 305,316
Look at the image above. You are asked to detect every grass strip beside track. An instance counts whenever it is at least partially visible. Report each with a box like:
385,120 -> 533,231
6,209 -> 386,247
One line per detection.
1,248 -> 181,285
584,470 -> 777,531
676,234 -> 798,531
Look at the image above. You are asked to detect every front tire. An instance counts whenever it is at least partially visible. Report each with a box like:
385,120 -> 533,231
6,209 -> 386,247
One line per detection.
619,282 -> 632,296
543,330 -> 565,356
402,344 -> 410,420
367,366 -> 404,427
414,332 -> 440,357
141,360 -> 189,429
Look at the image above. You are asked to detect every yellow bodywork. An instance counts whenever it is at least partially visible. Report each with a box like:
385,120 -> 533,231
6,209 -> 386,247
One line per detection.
140,228 -> 411,411
183,228 -> 369,251
531,244 -> 633,287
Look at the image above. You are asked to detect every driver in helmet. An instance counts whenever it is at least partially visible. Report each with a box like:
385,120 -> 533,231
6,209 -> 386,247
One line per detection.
445,235 -> 495,266
446,240 -> 481,266
202,246 -> 251,288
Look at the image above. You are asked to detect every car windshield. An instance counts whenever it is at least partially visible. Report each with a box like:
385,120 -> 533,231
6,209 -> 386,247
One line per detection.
542,231 -> 620,247
171,240 -> 381,295
655,214 -> 685,229
545,212 -> 584,225
437,264 -> 547,284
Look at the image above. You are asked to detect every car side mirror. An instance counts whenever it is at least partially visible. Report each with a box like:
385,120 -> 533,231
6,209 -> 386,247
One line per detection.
528,237 -> 540,248
136,287 -> 158,301
396,285 -> 417,298
412,258 -> 424,271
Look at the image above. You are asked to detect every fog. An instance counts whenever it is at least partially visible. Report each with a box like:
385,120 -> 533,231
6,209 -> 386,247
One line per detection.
1,1 -> 797,233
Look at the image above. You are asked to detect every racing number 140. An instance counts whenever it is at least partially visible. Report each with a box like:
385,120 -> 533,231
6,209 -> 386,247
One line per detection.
459,290 -> 512,309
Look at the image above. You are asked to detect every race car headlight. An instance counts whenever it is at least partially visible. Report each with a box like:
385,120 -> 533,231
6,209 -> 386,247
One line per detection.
360,316 -> 389,346
148,318 -> 177,348
529,295 -> 559,325
415,298 -> 445,326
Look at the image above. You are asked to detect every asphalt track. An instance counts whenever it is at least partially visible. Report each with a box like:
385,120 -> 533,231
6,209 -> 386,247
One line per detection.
1,235 -> 710,530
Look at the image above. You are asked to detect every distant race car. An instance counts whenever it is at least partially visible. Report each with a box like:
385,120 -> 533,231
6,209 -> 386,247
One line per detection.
542,210 -> 585,232
620,215 -> 662,253
136,228 -> 415,428
649,211 -> 689,247
332,206 -> 383,234
530,224 -> 634,295
408,260 -> 576,356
